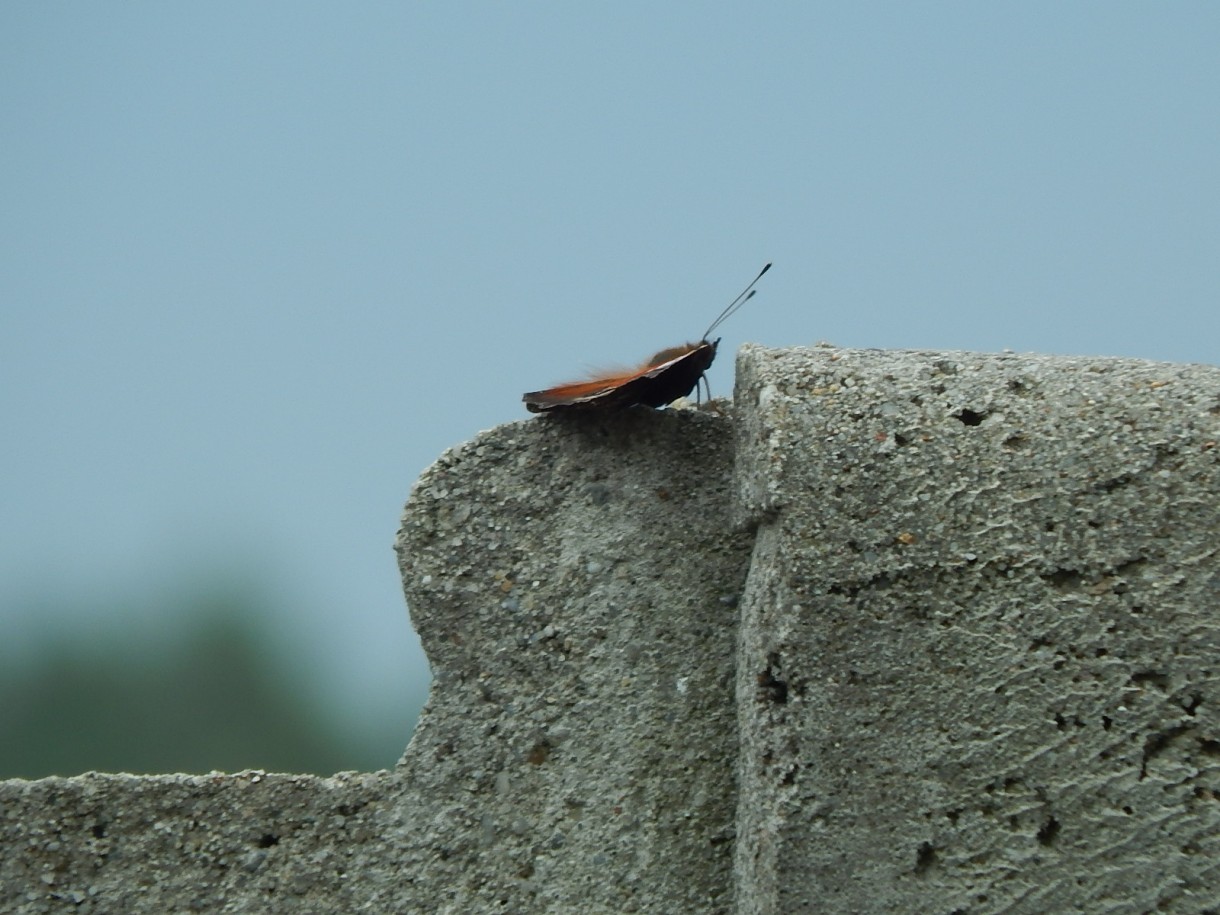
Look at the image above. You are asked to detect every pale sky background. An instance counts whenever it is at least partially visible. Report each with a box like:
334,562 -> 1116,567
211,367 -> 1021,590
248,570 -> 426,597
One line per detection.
3,4 -> 1218,764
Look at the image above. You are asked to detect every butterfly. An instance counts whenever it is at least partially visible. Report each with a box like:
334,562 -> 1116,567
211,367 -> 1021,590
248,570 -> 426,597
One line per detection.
522,263 -> 771,413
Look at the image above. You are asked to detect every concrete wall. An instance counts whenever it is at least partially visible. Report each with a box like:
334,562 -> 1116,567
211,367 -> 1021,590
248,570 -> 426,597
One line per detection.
2,347 -> 1218,914
732,346 -> 1220,913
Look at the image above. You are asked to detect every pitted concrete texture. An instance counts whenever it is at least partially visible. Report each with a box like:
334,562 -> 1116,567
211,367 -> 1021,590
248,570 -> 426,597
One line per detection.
1,408 -> 751,914
394,408 -> 752,912
733,345 -> 1220,914
1,770 -> 391,913
2,347 -> 1219,914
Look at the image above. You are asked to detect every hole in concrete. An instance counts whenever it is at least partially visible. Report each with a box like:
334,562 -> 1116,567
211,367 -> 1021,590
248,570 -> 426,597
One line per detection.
914,842 -> 937,874
1037,816 -> 1060,846
1140,725 -> 1193,779
954,408 -> 987,426
1131,670 -> 1170,691
757,652 -> 789,704
757,670 -> 788,704
1054,713 -> 1068,731
1094,474 -> 1134,493
257,834 -> 279,848
1043,568 -> 1083,589
91,823 -> 107,839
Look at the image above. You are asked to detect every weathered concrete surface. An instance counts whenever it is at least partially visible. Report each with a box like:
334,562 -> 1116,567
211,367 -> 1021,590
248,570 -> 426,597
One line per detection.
733,345 -> 1220,914
393,408 -> 752,912
1,408 -> 750,914
0,770 -> 391,913
3,346 -> 1219,914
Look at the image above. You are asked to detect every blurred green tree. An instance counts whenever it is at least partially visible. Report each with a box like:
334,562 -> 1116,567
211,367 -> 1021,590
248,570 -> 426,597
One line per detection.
0,584 -> 411,778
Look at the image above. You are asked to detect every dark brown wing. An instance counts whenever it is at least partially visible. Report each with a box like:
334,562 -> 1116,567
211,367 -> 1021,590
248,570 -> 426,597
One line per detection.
523,340 -> 718,413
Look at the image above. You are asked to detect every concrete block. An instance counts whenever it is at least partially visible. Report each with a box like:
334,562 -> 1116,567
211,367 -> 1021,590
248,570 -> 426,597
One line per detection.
394,409 -> 752,912
732,346 -> 1220,914
0,770 -> 392,913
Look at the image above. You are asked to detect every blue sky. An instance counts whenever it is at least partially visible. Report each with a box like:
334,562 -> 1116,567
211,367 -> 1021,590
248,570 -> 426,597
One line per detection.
3,3 -> 1218,755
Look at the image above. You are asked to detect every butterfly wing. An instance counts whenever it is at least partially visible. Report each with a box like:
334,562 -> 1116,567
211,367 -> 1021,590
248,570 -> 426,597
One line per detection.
523,340 -> 718,413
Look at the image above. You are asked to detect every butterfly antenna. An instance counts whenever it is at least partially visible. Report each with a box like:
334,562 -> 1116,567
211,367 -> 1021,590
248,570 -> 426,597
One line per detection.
702,262 -> 772,340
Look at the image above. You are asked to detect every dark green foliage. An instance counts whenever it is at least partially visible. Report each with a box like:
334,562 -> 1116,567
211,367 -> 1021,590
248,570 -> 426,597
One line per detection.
0,588 -> 411,778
